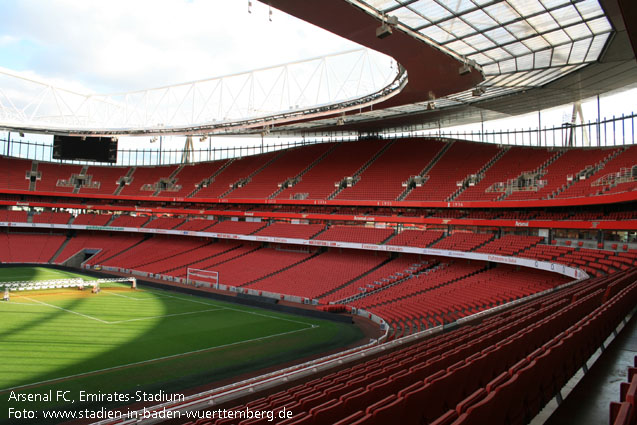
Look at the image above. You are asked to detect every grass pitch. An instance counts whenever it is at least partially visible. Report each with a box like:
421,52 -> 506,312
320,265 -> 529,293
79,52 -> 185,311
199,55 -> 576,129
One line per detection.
0,267 -> 363,420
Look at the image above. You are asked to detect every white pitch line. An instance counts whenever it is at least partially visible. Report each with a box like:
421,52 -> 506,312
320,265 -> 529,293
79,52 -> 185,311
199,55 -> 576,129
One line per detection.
22,297 -> 109,324
103,291 -> 172,301
108,308 -> 225,324
0,324 -> 317,393
157,292 -> 318,328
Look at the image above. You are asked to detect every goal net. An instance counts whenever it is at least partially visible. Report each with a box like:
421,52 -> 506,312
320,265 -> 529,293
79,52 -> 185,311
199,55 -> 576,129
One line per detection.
187,269 -> 219,287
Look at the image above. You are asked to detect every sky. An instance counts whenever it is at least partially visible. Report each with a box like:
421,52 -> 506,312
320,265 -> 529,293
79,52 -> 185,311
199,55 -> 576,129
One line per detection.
0,0 -> 360,94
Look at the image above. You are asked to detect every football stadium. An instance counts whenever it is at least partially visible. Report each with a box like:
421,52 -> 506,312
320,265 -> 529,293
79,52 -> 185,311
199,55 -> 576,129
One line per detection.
0,0 -> 636,424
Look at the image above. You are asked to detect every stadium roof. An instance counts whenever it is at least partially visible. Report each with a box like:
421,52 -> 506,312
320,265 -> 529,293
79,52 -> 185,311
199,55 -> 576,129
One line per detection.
0,0 -> 634,136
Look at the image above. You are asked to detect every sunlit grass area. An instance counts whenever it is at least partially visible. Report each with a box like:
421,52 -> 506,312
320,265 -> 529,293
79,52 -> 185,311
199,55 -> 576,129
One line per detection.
0,267 -> 362,419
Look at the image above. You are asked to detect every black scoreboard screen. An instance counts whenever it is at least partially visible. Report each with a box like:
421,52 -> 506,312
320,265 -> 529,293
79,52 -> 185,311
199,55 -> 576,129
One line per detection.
53,135 -> 118,163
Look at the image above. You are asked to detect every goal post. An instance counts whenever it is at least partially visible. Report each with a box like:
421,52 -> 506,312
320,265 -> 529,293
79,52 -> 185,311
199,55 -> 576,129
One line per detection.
187,268 -> 219,288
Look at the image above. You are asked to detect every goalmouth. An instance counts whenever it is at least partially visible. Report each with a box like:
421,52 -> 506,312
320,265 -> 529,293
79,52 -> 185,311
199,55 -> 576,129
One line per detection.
187,268 -> 218,288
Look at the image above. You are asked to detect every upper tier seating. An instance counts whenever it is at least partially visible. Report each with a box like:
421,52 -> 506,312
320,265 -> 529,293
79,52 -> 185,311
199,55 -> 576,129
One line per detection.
80,166 -> 129,195
313,225 -> 394,244
0,156 -> 31,190
406,141 -> 502,201
35,162 -> 83,193
195,152 -> 279,198
506,148 -> 619,200
119,165 -> 179,196
559,145 -> 637,198
227,144 -> 334,199
276,140 -> 386,200
2,140 -> 635,202
456,147 -> 557,201
161,160 -> 229,197
336,138 -> 445,201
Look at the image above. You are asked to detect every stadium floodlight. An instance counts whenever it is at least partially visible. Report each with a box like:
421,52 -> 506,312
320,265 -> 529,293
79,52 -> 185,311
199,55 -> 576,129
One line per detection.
376,14 -> 398,39
472,87 -> 486,97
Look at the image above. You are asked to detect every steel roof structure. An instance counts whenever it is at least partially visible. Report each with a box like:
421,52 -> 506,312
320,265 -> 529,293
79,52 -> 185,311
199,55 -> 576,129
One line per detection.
0,0 -> 634,136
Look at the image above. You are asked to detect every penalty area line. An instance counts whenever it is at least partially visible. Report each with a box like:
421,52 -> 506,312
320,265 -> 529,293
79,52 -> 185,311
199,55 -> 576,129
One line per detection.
157,293 -> 319,328
108,308 -> 226,324
22,297 -> 109,324
0,324 -> 317,393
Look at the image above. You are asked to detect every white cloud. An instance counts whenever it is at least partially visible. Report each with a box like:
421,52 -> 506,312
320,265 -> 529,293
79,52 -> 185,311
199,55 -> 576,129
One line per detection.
0,0 -> 359,93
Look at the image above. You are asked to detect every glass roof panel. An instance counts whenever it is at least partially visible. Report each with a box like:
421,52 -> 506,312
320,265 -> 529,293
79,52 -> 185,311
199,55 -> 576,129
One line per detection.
463,33 -> 497,50
509,0 -> 545,16
483,26 -> 517,44
550,5 -> 583,27
504,41 -> 532,56
499,58 -> 517,73
534,49 -> 553,68
482,63 -> 501,74
481,46 -> 514,62
394,7 -> 430,28
568,38 -> 592,64
516,54 -> 535,71
587,17 -> 612,34
419,25 -> 455,43
539,0 -> 571,9
504,20 -> 537,39
550,43 -> 572,66
576,0 -> 605,20
468,52 -> 495,64
565,22 -> 592,40
365,0 -> 399,11
484,3 -> 520,24
410,1 -> 453,21
523,35 -> 551,51
585,33 -> 609,62
435,0 -> 477,14
543,29 -> 571,45
437,17 -> 475,38
526,13 -> 560,33
462,9 -> 498,30
349,0 -> 613,115
446,39 -> 476,55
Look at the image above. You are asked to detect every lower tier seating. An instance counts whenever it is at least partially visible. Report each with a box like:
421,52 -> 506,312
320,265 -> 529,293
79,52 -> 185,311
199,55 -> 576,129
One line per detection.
193,269 -> 637,425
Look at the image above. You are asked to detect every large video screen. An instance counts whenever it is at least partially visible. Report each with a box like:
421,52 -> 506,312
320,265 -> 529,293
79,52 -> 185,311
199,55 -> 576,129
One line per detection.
53,135 -> 118,163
